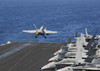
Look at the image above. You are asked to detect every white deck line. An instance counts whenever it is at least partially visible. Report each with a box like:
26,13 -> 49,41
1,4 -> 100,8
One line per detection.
0,44 -> 30,60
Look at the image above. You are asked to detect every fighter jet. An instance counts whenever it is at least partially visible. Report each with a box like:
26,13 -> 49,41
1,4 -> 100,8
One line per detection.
22,24 -> 58,38
57,55 -> 100,71
57,31 -> 100,71
42,32 -> 93,70
56,43 -> 96,71
41,38 -> 86,70
54,46 -> 68,55
48,53 -> 65,62
54,38 -> 72,55
57,64 -> 100,71
85,28 -> 100,40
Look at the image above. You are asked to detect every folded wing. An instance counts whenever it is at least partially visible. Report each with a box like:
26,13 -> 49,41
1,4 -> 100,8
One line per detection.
22,30 -> 36,33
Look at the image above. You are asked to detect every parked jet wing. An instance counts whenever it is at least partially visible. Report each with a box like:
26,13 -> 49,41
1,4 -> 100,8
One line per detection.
57,66 -> 100,71
73,66 -> 100,70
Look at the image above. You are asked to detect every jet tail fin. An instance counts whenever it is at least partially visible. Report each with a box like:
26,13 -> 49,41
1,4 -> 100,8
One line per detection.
67,37 -> 71,44
33,24 -> 38,32
75,38 -> 83,61
86,29 -> 98,49
85,28 -> 88,36
74,32 -> 78,38
81,33 -> 87,45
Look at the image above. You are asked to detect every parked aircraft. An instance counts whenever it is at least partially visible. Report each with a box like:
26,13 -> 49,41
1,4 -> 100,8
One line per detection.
85,28 -> 100,40
41,28 -> 100,71
57,32 -> 100,71
41,38 -> 85,70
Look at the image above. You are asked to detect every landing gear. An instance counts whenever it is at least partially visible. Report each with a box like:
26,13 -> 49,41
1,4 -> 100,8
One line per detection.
44,36 -> 46,39
43,34 -> 46,39
35,34 -> 46,39
35,35 -> 38,38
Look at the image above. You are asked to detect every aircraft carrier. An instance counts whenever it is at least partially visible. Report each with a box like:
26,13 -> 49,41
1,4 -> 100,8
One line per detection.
0,29 -> 100,71
0,42 -> 63,71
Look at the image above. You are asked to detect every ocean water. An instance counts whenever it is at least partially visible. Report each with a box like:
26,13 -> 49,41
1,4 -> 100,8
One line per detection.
0,0 -> 100,44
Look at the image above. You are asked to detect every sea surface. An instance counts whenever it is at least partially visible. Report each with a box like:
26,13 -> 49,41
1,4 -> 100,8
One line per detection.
0,0 -> 100,44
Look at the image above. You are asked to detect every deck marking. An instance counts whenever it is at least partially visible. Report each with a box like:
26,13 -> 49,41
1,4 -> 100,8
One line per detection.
0,44 -> 30,60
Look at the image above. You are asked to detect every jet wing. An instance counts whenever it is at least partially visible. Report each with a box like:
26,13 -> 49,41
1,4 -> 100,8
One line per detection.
57,66 -> 100,71
22,30 -> 36,33
44,30 -> 58,34
73,66 -> 100,70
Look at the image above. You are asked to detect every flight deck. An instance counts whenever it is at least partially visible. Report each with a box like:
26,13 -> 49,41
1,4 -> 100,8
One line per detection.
0,42 -> 62,71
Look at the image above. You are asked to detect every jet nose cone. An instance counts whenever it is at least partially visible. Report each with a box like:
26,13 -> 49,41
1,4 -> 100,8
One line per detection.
48,58 -> 56,62
48,55 -> 58,62
41,65 -> 48,70
57,69 -> 62,71
56,67 -> 70,71
48,58 -> 53,62
41,65 -> 52,70
41,62 -> 56,70
54,50 -> 62,55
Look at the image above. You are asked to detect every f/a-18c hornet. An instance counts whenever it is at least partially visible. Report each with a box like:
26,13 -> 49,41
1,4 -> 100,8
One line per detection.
22,24 -> 58,39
